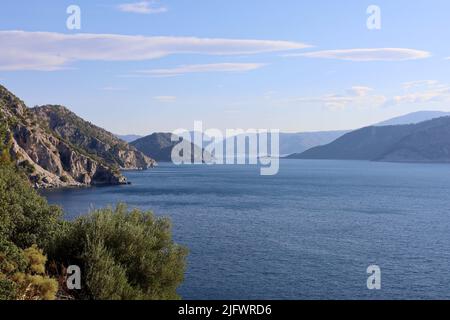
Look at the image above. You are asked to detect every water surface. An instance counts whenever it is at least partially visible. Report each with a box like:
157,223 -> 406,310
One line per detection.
42,160 -> 450,299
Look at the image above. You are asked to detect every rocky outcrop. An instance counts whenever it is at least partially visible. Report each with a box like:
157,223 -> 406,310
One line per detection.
32,105 -> 155,170
0,85 -> 131,188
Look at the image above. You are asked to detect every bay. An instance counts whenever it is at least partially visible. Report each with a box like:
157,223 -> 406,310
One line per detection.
41,160 -> 450,300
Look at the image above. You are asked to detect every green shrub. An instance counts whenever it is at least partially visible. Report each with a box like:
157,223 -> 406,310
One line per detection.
0,238 -> 25,300
0,122 -> 11,165
0,239 -> 58,300
0,164 -> 63,249
51,204 -> 188,300
18,160 -> 36,175
0,163 -> 61,300
0,160 -> 188,301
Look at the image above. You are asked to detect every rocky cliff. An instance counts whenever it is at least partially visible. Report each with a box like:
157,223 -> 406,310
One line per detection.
32,105 -> 155,170
0,85 -> 153,188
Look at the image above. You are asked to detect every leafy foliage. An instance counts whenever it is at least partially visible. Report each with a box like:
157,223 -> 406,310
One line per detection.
0,154 -> 187,300
1,85 -> 185,300
0,242 -> 58,300
0,121 -> 12,165
51,204 -> 188,300
0,163 -> 61,300
0,164 -> 62,249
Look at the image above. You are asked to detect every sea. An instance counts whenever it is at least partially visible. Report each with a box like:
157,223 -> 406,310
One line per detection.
41,160 -> 450,300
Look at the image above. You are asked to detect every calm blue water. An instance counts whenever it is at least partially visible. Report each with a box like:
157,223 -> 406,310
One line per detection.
41,160 -> 450,300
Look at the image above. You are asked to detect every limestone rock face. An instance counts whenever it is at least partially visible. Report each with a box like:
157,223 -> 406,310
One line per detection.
32,105 -> 155,170
0,84 -> 144,188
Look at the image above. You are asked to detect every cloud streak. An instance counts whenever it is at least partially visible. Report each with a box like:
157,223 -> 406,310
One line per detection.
402,80 -> 439,90
391,81 -> 450,105
285,82 -> 450,111
138,63 -> 266,76
283,86 -> 386,110
101,86 -> 127,91
287,48 -> 431,61
154,96 -> 177,102
0,31 -> 310,71
117,1 -> 168,14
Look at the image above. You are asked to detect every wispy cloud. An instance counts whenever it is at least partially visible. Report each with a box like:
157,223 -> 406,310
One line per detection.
390,81 -> 450,105
0,31 -> 310,71
117,1 -> 167,14
154,96 -> 177,102
283,86 -> 386,110
347,86 -> 373,97
285,82 -> 450,110
402,80 -> 439,90
101,86 -> 127,91
138,63 -> 266,76
287,48 -> 431,61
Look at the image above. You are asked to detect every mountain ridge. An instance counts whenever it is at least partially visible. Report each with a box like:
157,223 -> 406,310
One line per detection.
32,105 -> 155,170
375,111 -> 450,127
288,116 -> 450,163
0,84 -> 154,188
131,132 -> 212,163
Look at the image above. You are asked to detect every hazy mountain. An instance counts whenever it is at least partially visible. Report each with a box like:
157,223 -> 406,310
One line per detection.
376,111 -> 450,126
123,110 -> 450,160
288,116 -> 450,162
278,131 -> 349,155
284,111 -> 450,158
131,132 -> 212,163
131,133 -> 177,162
116,134 -> 143,143
0,85 -> 131,188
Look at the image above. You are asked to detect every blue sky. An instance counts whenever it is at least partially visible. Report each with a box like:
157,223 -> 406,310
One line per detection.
1,0 -> 450,134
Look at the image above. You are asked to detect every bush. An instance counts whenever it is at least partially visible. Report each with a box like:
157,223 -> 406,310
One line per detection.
18,160 -> 36,175
0,160 -> 188,300
51,204 -> 188,300
0,239 -> 58,300
0,164 -> 61,300
0,122 -> 11,165
0,164 -> 63,249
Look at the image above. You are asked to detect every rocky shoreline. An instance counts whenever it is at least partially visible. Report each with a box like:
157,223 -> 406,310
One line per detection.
0,84 -> 156,189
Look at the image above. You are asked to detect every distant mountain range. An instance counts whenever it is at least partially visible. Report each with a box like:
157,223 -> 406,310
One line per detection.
288,116 -> 450,163
278,131 -> 349,155
118,111 -> 450,156
119,131 -> 347,156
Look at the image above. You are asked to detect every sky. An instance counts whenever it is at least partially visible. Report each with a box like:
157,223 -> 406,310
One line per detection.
1,0 -> 450,135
